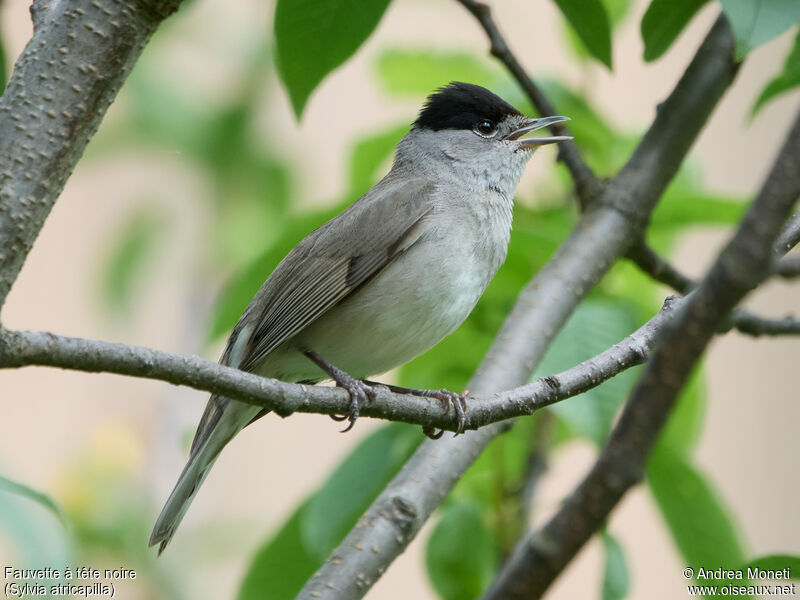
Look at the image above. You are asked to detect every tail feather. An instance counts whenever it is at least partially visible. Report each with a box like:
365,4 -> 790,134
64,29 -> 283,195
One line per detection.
149,398 -> 262,553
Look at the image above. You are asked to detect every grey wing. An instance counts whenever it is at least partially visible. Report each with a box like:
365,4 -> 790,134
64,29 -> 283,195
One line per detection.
189,176 -> 434,454
238,175 -> 435,372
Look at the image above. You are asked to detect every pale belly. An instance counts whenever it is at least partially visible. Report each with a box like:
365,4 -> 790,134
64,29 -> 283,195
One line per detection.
258,232 -> 503,382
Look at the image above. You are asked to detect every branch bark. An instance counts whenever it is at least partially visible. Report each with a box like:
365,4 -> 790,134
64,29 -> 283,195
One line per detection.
0,297 -> 677,433
483,104 -> 800,600
296,14 -> 739,599
0,0 -> 182,310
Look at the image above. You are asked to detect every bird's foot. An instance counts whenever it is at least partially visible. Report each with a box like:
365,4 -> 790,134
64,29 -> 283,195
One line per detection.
364,380 -> 468,438
331,376 -> 378,433
305,350 -> 376,432
426,389 -> 468,437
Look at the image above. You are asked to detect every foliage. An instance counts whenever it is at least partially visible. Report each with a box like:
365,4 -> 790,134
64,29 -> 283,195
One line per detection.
3,0 -> 798,598
274,0 -> 393,117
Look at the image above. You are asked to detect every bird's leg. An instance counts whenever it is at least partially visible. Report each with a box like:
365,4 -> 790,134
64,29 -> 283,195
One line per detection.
363,381 -> 468,437
305,350 -> 377,432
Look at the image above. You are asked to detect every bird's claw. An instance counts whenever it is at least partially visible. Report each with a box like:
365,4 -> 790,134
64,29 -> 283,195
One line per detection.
329,377 -> 377,432
422,389 -> 468,438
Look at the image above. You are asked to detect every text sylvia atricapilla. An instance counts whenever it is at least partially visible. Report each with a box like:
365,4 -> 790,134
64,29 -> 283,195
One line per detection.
149,81 -> 571,552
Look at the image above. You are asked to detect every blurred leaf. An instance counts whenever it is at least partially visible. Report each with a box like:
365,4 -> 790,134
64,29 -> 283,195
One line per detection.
0,475 -> 68,529
648,446 -> 747,579
275,0 -> 393,117
237,501 -> 317,600
752,29 -> 800,116
719,0 -> 800,60
740,555 -> 800,578
207,205 -> 342,341
301,423 -> 423,560
601,532 -> 630,600
100,209 -> 165,313
375,49 -> 501,96
348,123 -> 408,195
650,186 -> 745,230
657,368 -> 706,455
240,424 -> 421,599
552,0 -> 613,68
641,0 -> 709,61
214,157 -> 292,264
0,29 -> 7,94
604,0 -> 634,26
426,500 -> 496,600
538,79 -> 634,174
537,300 -> 640,445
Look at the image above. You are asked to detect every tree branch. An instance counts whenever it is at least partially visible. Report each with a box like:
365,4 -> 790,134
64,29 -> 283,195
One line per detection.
0,0 -> 182,311
773,209 -> 800,255
297,15 -> 739,597
626,220 -> 800,337
0,298 -> 677,433
483,103 -> 800,600
775,254 -> 800,278
455,0 -> 599,206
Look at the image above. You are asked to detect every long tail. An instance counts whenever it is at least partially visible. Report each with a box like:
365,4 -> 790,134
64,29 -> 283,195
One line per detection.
149,398 -> 262,554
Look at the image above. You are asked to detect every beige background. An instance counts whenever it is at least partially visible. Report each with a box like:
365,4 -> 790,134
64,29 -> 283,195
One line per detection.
1,0 -> 798,598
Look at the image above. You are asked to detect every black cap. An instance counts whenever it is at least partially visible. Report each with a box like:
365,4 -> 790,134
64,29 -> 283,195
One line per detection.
413,82 -> 522,131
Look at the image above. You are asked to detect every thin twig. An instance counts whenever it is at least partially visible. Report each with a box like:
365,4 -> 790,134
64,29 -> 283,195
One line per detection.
483,103 -> 800,600
456,0 -> 599,206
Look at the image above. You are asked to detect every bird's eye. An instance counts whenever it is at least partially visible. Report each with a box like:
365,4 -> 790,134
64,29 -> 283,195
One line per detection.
474,120 -> 497,137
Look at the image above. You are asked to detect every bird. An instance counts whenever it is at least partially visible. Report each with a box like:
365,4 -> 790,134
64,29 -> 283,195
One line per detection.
149,81 -> 571,553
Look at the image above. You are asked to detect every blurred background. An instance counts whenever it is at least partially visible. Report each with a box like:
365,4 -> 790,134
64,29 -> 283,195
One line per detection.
0,0 -> 798,598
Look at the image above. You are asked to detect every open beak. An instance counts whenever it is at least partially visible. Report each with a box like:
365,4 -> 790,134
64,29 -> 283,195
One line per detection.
505,115 -> 572,148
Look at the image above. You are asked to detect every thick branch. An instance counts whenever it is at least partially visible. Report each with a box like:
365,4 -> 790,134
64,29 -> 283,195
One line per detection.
484,104 -> 800,600
0,0 -> 182,311
296,12 -> 739,600
455,0 -> 599,205
0,298 -> 676,433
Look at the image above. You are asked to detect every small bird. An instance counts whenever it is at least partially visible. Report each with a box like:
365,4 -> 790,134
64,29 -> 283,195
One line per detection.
149,82 -> 570,552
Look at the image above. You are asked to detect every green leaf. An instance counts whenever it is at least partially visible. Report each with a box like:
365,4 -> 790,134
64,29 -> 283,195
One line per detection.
719,0 -> 800,60
207,205 -> 341,341
538,79 -> 633,175
752,29 -> 800,116
641,0 -> 709,61
601,532 -> 630,600
274,0 -> 393,117
649,184 -> 745,231
425,500 -> 497,600
0,475 -> 69,529
0,29 -> 7,94
301,423 -> 422,560
537,300 -> 641,445
348,123 -> 409,195
740,555 -> 800,579
552,0 -> 613,68
99,209 -> 164,313
239,424 -> 421,599
604,0 -> 634,26
648,446 -> 747,580
237,501 -> 318,600
375,49 -> 501,97
658,367 -> 706,455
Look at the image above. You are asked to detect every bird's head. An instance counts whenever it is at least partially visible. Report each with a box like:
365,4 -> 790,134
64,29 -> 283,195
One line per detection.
395,82 -> 571,197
